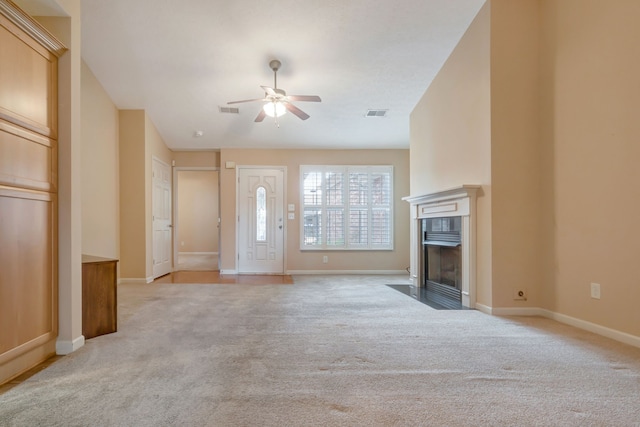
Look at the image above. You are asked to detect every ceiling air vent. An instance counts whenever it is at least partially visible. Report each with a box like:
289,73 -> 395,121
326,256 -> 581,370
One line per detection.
365,109 -> 388,117
219,106 -> 240,114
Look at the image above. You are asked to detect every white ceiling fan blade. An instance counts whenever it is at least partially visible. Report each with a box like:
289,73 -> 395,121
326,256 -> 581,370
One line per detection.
287,95 -> 321,102
284,102 -> 310,120
261,86 -> 277,96
227,98 -> 267,105
254,109 -> 267,122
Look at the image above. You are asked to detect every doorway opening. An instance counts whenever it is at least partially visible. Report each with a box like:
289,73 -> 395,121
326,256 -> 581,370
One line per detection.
174,169 -> 220,271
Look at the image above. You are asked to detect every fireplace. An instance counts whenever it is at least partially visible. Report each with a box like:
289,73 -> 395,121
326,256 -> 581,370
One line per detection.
403,186 -> 479,309
422,217 -> 463,309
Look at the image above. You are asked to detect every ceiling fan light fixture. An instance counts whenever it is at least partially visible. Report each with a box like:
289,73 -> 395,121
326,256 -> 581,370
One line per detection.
263,101 -> 287,118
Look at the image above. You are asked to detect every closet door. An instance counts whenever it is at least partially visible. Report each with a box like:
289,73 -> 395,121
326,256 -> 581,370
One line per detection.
0,2 -> 65,381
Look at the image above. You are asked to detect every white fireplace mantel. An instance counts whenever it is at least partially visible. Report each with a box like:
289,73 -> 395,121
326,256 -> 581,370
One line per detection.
403,185 -> 480,209
403,185 -> 480,308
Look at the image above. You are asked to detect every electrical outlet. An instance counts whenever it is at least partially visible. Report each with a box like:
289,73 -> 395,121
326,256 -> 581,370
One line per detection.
590,282 -> 601,299
322,256 -> 328,264
513,289 -> 527,301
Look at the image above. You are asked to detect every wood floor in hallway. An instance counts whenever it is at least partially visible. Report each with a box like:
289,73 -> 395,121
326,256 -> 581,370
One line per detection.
152,271 -> 294,285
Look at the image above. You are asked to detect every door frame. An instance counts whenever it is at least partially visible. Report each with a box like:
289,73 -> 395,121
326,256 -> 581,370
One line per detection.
236,165 -> 287,274
172,166 -> 221,271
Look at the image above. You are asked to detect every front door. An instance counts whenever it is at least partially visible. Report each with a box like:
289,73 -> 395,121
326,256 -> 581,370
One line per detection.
238,167 -> 284,274
152,158 -> 172,278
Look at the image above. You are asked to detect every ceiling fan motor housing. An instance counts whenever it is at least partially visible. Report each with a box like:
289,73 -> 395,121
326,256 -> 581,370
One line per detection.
269,59 -> 281,72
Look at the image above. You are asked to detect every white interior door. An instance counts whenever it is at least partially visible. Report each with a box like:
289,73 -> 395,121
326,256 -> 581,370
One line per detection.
153,158 -> 172,278
238,167 -> 284,274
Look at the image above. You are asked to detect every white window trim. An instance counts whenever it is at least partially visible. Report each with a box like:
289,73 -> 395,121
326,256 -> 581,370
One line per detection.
300,165 -> 394,251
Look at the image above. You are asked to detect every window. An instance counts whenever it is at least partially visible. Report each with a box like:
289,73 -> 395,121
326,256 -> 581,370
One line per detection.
301,165 -> 393,250
256,186 -> 267,241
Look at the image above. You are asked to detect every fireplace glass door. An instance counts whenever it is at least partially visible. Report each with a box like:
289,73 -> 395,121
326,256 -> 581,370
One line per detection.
426,245 -> 461,287
422,217 -> 463,309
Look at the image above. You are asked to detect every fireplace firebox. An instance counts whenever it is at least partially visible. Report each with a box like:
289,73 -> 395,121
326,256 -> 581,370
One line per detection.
422,216 -> 463,309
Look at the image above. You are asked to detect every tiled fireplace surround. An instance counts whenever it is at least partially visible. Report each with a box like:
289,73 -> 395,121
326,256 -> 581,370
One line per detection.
404,186 -> 480,309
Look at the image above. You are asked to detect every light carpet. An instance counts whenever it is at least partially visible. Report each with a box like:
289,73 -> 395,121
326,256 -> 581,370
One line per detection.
1,275 -> 639,426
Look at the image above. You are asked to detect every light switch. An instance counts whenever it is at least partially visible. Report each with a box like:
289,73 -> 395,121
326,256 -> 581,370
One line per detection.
288,204 -> 295,212
288,212 -> 295,220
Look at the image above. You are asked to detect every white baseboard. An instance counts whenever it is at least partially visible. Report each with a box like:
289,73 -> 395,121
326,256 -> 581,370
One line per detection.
56,335 -> 84,355
547,310 -> 640,348
178,252 -> 218,255
489,306 -> 640,349
490,307 -> 545,316
286,270 -> 408,275
473,303 -> 492,315
118,278 -> 152,284
217,269 -> 407,275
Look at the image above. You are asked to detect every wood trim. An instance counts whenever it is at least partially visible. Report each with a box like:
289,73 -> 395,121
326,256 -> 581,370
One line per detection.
0,109 -> 55,140
0,185 -> 53,201
0,332 -> 56,366
0,119 -> 52,148
0,0 -> 67,57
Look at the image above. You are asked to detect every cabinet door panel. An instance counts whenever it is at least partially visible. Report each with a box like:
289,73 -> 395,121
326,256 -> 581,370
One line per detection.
0,14 -> 57,138
0,120 -> 55,192
0,190 -> 56,361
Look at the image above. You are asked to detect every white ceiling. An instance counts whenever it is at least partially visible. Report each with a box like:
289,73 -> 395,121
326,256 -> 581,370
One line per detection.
19,0 -> 485,151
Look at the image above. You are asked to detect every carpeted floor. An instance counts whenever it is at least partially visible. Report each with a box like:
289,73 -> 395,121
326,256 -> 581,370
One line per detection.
1,275 -> 639,426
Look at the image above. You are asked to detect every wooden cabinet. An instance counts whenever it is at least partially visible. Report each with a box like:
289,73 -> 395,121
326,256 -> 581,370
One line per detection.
0,1 -> 66,385
82,255 -> 118,339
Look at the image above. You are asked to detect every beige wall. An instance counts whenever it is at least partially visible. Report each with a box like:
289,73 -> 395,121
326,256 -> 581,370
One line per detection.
80,60 -> 119,259
119,111 -> 172,280
173,151 -> 220,168
119,110 -> 146,279
220,149 -> 410,273
540,0 -> 640,336
177,171 -> 219,253
411,0 -> 640,339
410,3 -> 492,306
490,0 -> 543,308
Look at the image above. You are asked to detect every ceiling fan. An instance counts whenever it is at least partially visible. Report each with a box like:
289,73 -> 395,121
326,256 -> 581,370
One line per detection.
227,59 -> 321,124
